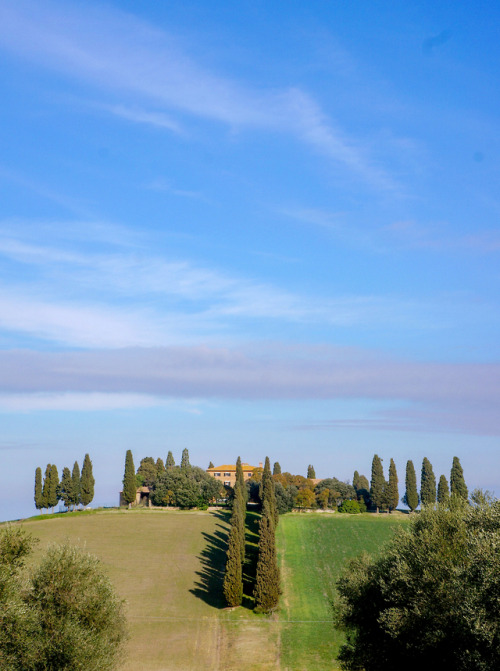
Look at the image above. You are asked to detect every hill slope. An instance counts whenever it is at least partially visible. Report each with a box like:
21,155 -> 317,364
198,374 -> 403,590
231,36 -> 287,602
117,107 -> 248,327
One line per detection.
18,509 -> 406,670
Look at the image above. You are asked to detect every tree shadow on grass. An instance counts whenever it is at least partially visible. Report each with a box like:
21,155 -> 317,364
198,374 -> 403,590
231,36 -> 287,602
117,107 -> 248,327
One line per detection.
190,512 -> 230,609
242,511 -> 260,609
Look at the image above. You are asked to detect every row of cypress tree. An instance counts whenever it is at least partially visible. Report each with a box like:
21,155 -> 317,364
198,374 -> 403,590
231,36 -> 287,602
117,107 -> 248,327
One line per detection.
253,457 -> 281,612
34,454 -> 95,513
222,456 -> 281,612
403,455 -> 467,511
363,455 -> 468,513
222,456 -> 247,606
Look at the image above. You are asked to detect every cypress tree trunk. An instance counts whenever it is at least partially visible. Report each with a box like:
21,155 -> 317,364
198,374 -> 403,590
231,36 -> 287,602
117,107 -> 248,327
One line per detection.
122,450 -> 136,508
404,460 -> 419,512
253,500 -> 281,613
420,457 -> 436,507
450,456 -> 468,501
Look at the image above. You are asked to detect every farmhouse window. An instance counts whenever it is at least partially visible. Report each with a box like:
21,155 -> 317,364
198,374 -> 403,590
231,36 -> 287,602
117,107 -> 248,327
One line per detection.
224,472 -> 231,477
214,472 -> 221,477
224,481 -> 231,486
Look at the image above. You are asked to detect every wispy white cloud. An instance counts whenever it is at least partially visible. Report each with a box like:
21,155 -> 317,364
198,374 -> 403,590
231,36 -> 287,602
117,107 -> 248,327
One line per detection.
0,0 -> 398,191
0,346 -> 499,434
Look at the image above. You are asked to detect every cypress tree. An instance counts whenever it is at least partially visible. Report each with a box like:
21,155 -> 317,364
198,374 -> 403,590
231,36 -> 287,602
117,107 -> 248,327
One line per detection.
420,457 -> 436,507
273,462 -> 281,475
208,461 -> 214,469
403,460 -> 419,512
235,456 -> 248,504
180,448 -> 190,470
222,521 -> 243,607
370,454 -> 385,513
34,467 -> 43,511
47,465 -> 60,513
71,461 -> 81,509
450,456 -> 468,501
58,466 -> 73,509
80,453 -> 95,507
253,499 -> 281,613
166,451 -> 175,469
122,450 -> 137,508
156,457 -> 165,475
41,464 -> 51,513
386,458 -> 399,513
307,464 -> 316,479
261,456 -> 278,526
353,470 -> 360,492
232,483 -> 246,564
437,474 -> 450,505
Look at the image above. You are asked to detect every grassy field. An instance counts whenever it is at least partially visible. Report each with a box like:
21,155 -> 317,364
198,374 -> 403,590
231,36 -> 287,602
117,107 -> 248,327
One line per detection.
14,509 -> 407,670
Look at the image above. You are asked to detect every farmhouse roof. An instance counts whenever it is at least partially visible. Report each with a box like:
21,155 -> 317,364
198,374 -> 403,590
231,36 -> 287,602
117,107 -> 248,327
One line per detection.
207,463 -> 256,472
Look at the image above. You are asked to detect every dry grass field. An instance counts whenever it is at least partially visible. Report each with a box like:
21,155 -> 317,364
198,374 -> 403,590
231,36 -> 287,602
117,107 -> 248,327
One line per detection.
16,509 -> 407,670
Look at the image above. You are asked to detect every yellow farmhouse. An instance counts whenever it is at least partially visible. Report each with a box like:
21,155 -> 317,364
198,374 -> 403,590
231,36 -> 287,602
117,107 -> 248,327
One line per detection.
206,462 -> 261,488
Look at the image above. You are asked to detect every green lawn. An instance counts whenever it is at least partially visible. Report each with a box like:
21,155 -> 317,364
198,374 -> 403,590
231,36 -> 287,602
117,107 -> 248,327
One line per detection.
14,509 -> 407,670
276,512 -> 408,670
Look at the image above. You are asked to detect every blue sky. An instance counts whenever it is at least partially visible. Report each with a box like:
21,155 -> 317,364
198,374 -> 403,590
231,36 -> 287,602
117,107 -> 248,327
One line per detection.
1,0 -> 499,520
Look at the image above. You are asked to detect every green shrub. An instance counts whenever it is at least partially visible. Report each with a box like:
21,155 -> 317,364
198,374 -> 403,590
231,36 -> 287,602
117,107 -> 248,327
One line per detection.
338,500 -> 361,514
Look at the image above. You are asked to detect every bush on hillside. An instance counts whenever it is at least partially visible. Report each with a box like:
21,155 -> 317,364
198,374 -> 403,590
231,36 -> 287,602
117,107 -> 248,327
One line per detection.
0,526 -> 126,671
334,492 -> 500,670
338,500 -> 361,514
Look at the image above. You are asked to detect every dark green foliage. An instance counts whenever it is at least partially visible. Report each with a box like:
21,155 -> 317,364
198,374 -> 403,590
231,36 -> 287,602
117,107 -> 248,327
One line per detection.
335,497 -> 500,670
307,464 -> 316,479
386,459 -> 399,512
273,462 -> 281,475
338,500 -> 361,514
136,457 -> 157,487
34,467 -> 42,511
235,456 -> 248,503
352,471 -> 360,491
166,451 -> 175,469
150,466 -> 222,508
315,478 -> 356,507
156,458 -> 165,475
222,522 -> 243,607
437,474 -> 450,505
403,460 -> 419,512
253,500 -> 281,613
450,456 -> 468,501
208,461 -> 214,469
260,457 -> 278,526
232,485 -> 246,564
48,465 -> 60,512
71,461 -> 81,509
353,473 -> 370,508
122,450 -> 136,507
41,464 -> 51,512
274,482 -> 296,513
0,527 -> 126,671
80,453 -> 95,507
370,454 -> 385,513
180,448 -> 190,470
420,457 -> 436,507
58,467 -> 73,509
